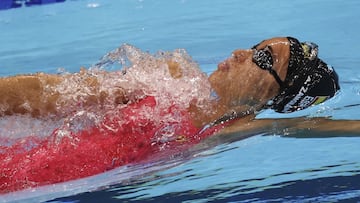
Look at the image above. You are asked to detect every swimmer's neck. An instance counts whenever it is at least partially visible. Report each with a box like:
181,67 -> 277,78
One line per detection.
188,98 -> 263,128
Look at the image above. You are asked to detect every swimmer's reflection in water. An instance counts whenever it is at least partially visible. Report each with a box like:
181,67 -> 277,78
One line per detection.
0,37 -> 357,134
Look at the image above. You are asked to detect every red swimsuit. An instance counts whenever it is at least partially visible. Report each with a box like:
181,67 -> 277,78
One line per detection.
0,96 -> 221,193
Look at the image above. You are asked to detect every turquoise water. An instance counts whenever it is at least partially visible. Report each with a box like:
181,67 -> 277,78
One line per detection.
1,0 -> 360,202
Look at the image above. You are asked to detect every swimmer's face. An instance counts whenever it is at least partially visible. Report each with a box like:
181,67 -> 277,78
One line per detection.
209,37 -> 291,108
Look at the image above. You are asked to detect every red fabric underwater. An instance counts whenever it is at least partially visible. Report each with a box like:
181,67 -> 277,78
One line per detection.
0,96 -> 221,193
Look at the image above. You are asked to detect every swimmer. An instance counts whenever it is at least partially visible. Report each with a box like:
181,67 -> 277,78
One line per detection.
193,37 -> 358,135
1,36 -> 359,193
0,37 -> 358,134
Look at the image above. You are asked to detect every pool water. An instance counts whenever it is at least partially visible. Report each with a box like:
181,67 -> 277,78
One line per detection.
1,0 -> 360,202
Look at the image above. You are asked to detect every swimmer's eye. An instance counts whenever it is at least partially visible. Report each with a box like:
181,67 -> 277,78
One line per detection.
252,46 -> 274,70
301,41 -> 318,60
252,46 -> 287,88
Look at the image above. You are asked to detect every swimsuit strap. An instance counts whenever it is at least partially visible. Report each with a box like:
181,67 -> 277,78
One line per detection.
198,102 -> 266,135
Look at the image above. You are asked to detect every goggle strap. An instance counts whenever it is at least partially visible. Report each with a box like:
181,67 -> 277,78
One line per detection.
267,68 -> 287,89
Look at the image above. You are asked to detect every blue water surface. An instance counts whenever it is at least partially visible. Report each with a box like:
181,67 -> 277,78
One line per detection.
1,0 -> 360,202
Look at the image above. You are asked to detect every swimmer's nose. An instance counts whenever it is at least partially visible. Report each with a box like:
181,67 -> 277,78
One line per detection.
218,60 -> 229,71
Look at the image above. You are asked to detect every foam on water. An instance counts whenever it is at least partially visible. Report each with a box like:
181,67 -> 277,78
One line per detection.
92,44 -> 212,107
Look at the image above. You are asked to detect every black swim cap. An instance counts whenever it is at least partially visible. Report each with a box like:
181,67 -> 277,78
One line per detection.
268,37 -> 340,113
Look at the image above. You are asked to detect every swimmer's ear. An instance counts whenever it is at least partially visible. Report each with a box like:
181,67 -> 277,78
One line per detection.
166,61 -> 183,79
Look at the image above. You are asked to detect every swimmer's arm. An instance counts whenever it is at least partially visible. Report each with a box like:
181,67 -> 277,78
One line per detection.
218,116 -> 360,137
276,118 -> 360,137
0,73 -> 62,116
0,71 -> 128,117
